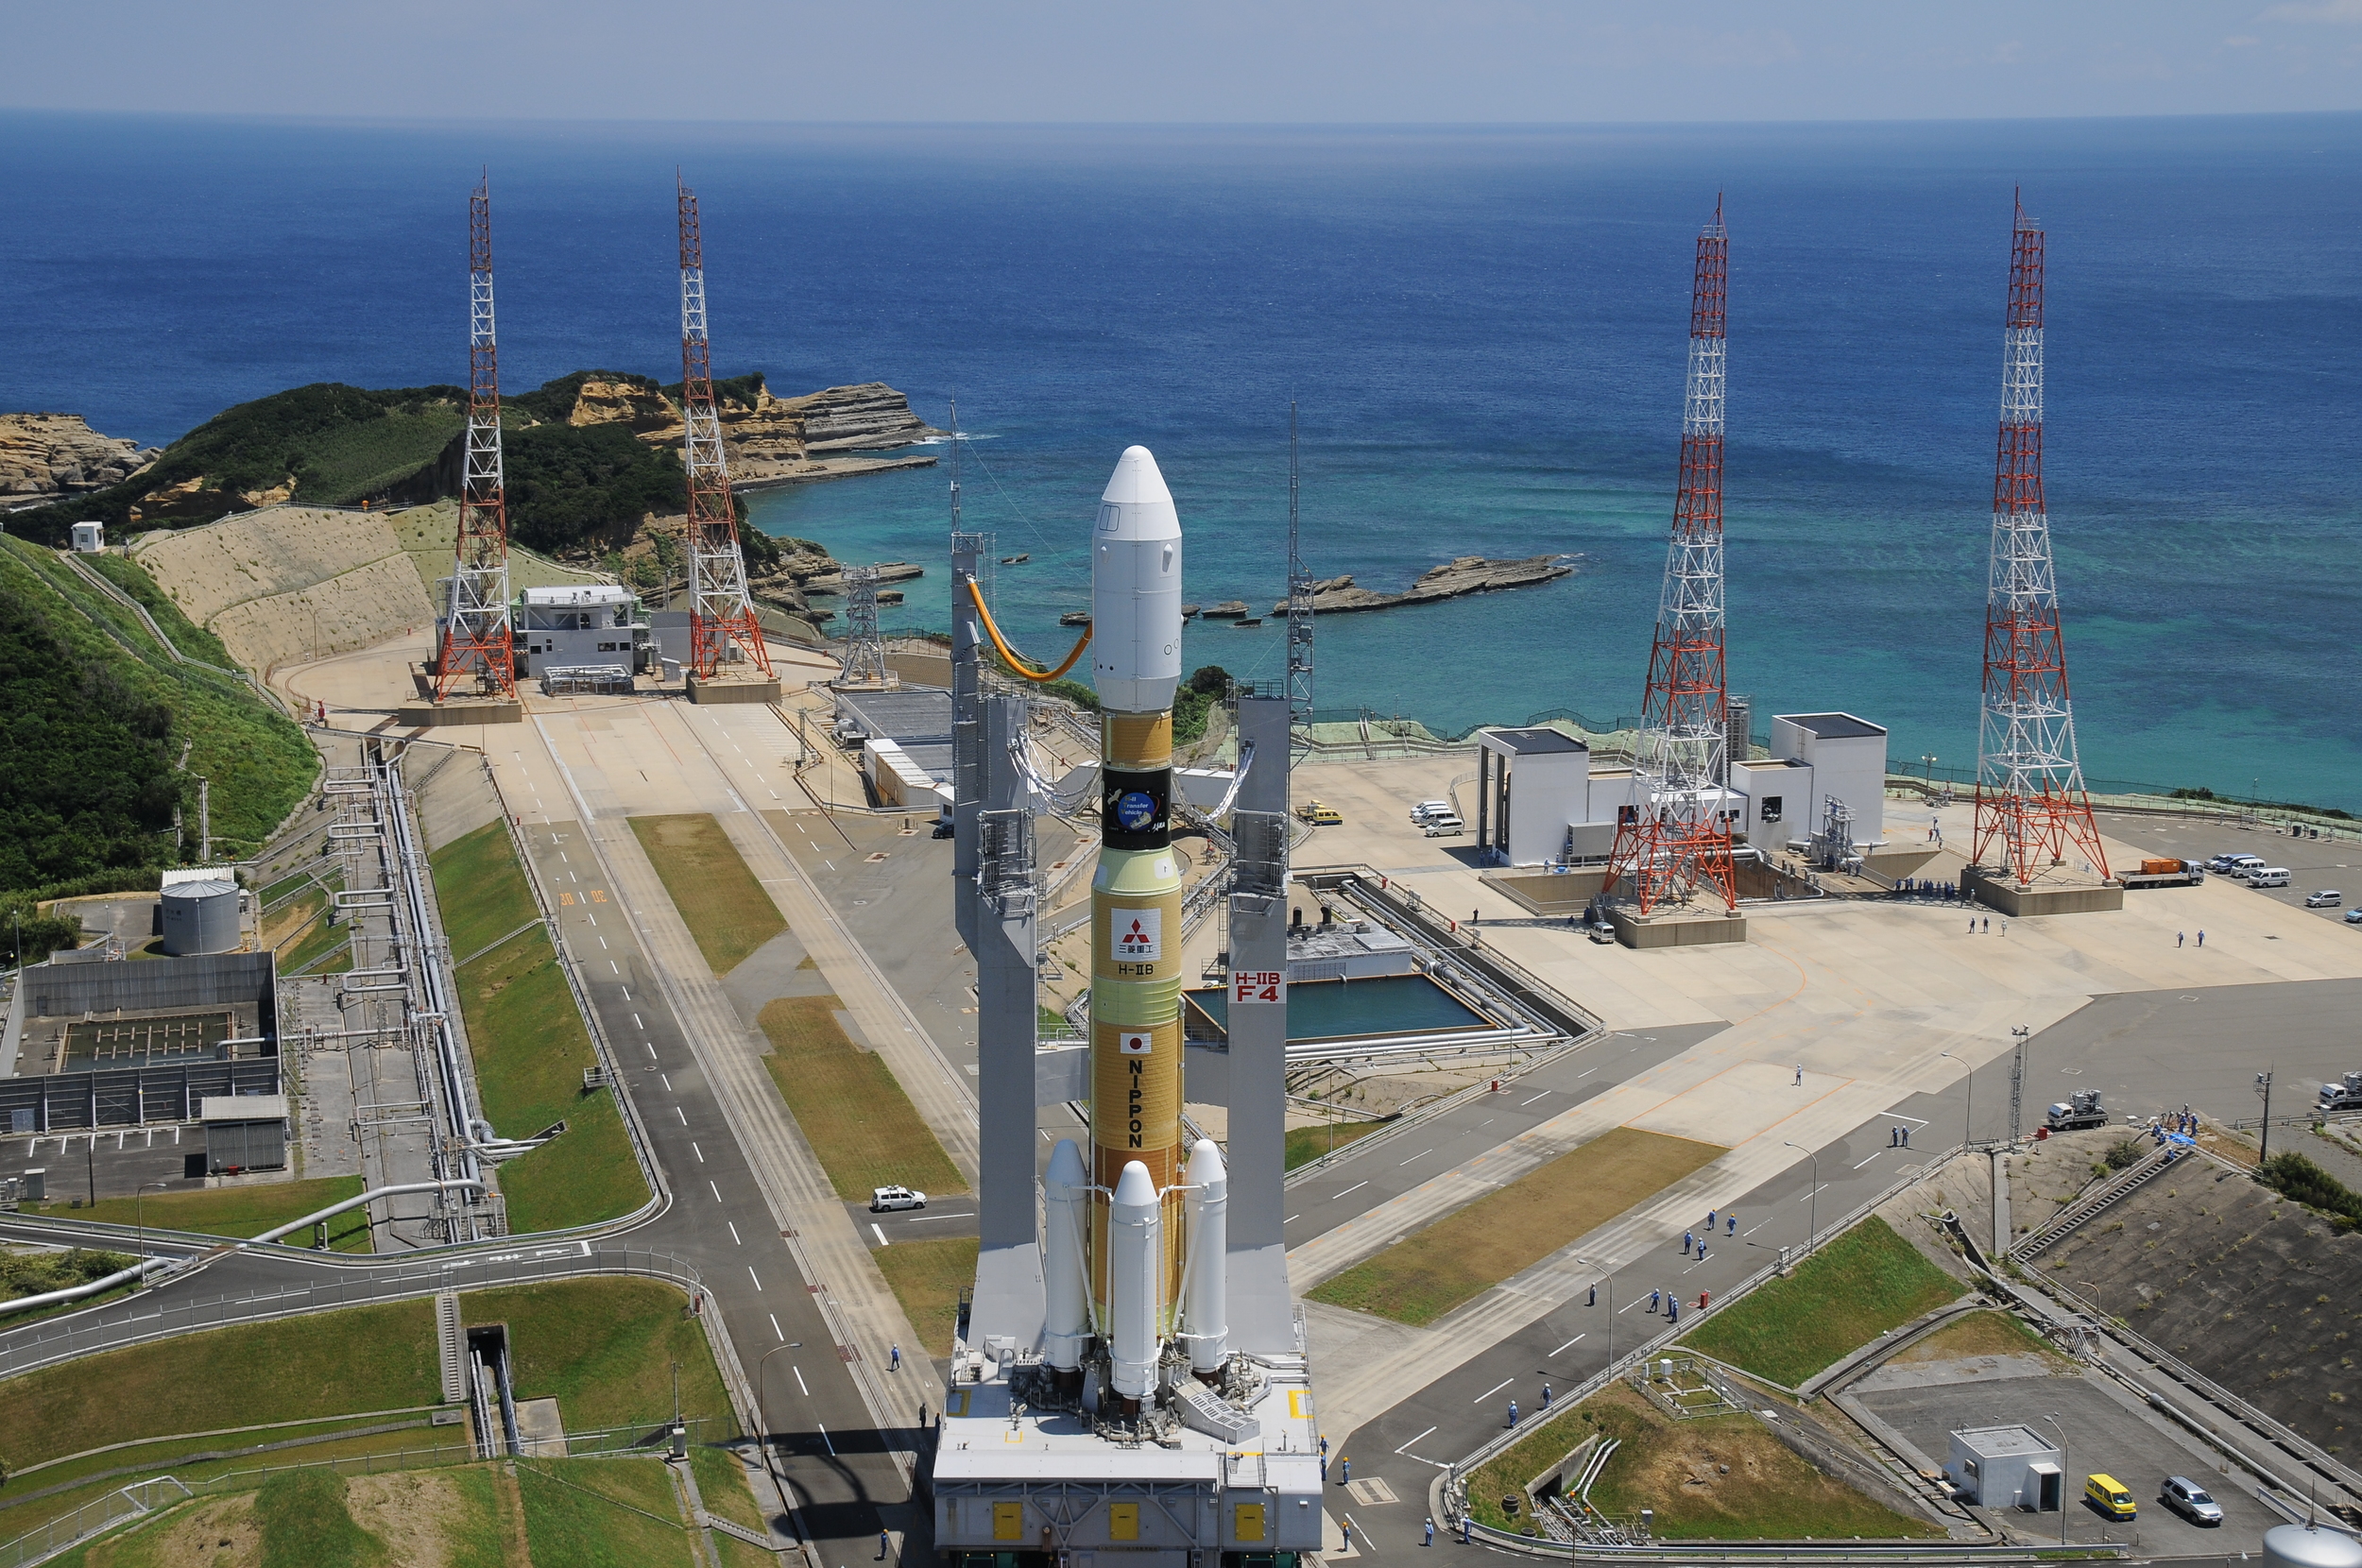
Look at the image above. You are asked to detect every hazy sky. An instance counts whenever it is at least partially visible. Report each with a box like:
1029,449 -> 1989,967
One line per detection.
8,2 -> 2360,123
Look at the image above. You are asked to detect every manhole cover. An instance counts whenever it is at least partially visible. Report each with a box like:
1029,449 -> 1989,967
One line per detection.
865,852 -> 891,863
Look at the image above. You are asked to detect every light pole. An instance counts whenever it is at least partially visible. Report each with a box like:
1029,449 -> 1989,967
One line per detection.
134,1181 -> 168,1290
2043,1413 -> 2067,1544
2256,1071 -> 2275,1166
754,1340 -> 801,1503
1784,1141 -> 1820,1257
1577,1257 -> 1614,1368
1942,1050 -> 1973,1150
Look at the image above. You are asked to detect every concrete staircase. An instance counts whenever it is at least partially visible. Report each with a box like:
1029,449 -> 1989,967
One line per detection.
435,1292 -> 466,1405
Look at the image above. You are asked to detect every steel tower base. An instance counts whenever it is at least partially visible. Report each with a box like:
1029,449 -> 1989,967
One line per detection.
1604,903 -> 1747,949
685,673 -> 782,706
1963,865 -> 2123,916
395,697 -> 524,727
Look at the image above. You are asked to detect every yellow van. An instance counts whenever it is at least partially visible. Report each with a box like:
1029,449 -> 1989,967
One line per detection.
1298,801 -> 1344,827
2084,1474 -> 2137,1521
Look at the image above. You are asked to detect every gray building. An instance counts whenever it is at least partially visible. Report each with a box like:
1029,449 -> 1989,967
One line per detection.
1945,1424 -> 2063,1511
201,1093 -> 288,1173
513,585 -> 652,676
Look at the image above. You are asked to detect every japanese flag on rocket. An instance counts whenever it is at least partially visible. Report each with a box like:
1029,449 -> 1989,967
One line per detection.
1120,1032 -> 1153,1056
1115,908 -> 1162,960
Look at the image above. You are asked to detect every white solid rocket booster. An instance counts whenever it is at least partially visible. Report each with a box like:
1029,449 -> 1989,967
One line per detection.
1042,1138 -> 1091,1375
1184,1137 -> 1227,1376
1108,1160 -> 1163,1403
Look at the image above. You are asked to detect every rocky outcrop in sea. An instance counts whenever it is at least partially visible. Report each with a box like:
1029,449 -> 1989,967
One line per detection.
1268,554 -> 1573,615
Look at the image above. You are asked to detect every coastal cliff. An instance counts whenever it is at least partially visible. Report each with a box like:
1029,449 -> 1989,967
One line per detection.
0,414 -> 159,499
1268,554 -> 1573,615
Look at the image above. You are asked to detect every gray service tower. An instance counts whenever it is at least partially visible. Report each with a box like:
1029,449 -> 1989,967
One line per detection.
934,448 -> 1319,1568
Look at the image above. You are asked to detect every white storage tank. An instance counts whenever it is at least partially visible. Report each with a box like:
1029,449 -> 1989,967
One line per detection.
160,879 -> 241,955
2265,1525 -> 2362,1568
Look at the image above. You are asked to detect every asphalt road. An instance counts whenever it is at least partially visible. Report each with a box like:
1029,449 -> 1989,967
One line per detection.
2097,809 -> 2362,933
845,1195 -> 980,1250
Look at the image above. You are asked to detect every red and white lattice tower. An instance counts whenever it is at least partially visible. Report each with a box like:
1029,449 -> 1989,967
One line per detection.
677,179 -> 772,681
434,177 -> 517,700
1606,199 -> 1737,914
1971,195 -> 2109,888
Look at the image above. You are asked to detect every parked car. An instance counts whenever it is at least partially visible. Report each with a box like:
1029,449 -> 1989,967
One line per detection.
2221,854 -> 2268,878
1298,801 -> 1344,827
2159,1475 -> 2224,1525
1423,814 -> 1465,837
2347,909 -> 2362,925
2083,1474 -> 2137,1522
1409,799 -> 1452,822
870,1185 -> 928,1212
2305,890 -> 2343,908
2249,867 -> 2292,889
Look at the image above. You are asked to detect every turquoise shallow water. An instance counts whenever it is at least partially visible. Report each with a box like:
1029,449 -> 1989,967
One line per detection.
5,113 -> 2357,806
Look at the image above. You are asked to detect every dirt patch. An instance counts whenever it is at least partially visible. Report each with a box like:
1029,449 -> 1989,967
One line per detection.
1892,1309 -> 2067,1367
89,1493 -> 260,1568
490,1463 -> 535,1566
2034,1163 -> 2362,1453
345,1470 -> 468,1568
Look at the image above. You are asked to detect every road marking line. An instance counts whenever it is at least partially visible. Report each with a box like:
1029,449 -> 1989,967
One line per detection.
796,1367 -> 809,1395
729,1222 -> 742,1244
609,961 -> 619,974
1744,1220 -> 1769,1236
749,1266 -> 763,1291
598,936 -> 608,949
693,1142 -> 705,1161
1618,1298 -> 1646,1313
1473,1377 -> 1514,1403
661,1074 -> 672,1091
676,1106 -> 687,1125
770,1314 -> 783,1341
1549,1335 -> 1584,1355
710,1181 -> 723,1202
1285,1215 -> 1300,1224
1395,1425 -> 1437,1453
1333,1182 -> 1368,1200
873,1223 -> 890,1246
1853,1150 -> 1883,1170
1576,1067 -> 1597,1079
646,1043 -> 658,1058
817,1422 -> 833,1455
1397,1149 -> 1434,1167
633,1014 -> 643,1029
1519,1091 -> 1551,1105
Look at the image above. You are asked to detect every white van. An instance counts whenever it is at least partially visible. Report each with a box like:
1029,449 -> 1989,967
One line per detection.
2224,855 -> 2268,879
1410,800 -> 1452,823
2249,867 -> 2292,889
1423,814 -> 1465,838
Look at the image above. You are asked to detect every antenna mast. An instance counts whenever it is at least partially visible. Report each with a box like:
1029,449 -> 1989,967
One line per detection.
677,178 -> 773,682
434,176 -> 516,700
1285,401 -> 1313,746
1971,194 -> 2108,887
1606,198 -> 1737,914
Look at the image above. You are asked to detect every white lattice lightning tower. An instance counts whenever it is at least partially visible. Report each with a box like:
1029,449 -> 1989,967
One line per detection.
434,176 -> 516,700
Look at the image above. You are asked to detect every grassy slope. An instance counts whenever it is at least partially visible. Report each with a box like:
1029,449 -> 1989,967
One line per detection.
0,539 -> 317,887
462,1276 -> 735,1435
628,814 -> 786,973
1466,1384 -> 1939,1541
874,1236 -> 980,1358
758,996 -> 967,1201
514,1457 -> 695,1568
81,551 -> 239,668
254,1469 -> 388,1568
688,1442 -> 769,1534
430,820 -> 645,1234
1285,1119 -> 1391,1171
33,1174 -> 369,1251
0,1299 -> 436,1477
1310,1128 -> 1724,1325
1682,1217 -> 1962,1389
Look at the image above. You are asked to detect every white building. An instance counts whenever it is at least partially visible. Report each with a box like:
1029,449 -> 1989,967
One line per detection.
1768,712 -> 1888,848
1945,1425 -> 2063,1511
512,586 -> 651,676
69,521 -> 106,553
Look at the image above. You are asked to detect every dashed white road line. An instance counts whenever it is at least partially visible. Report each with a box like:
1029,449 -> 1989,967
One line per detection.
1333,1181 -> 1368,1200
795,1367 -> 810,1397
1473,1377 -> 1514,1404
872,1223 -> 890,1246
728,1221 -> 742,1244
748,1266 -> 763,1291
710,1180 -> 724,1202
1549,1334 -> 1584,1355
770,1314 -> 784,1341
676,1106 -> 688,1125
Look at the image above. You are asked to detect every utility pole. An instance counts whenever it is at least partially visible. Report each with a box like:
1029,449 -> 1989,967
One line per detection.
432,176 -> 517,702
1606,198 -> 1737,915
676,178 -> 773,687
2010,1025 -> 2029,1147
197,777 -> 211,863
2257,1071 -> 2275,1165
1971,192 -> 2109,890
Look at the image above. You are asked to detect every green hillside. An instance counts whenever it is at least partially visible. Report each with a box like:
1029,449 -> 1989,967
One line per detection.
0,537 -> 317,944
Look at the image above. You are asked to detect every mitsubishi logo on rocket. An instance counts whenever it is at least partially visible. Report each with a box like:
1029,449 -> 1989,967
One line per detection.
1115,909 -> 1161,960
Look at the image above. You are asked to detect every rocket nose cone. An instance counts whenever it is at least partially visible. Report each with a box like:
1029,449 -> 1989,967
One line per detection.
1188,1136 -> 1225,1184
1112,1160 -> 1158,1207
1101,446 -> 1174,507
1047,1137 -> 1087,1189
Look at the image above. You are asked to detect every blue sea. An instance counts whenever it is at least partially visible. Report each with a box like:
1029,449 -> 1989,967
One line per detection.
5,112 -> 2357,807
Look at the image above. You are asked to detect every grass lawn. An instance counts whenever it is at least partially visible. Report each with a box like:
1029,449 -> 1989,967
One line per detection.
1681,1217 -> 1963,1389
1285,1119 -> 1391,1170
275,893 -> 351,976
453,927 -> 646,1233
1465,1383 -> 1939,1541
688,1442 -> 768,1535
514,1457 -> 696,1568
1309,1128 -> 1723,1325
874,1236 -> 979,1357
758,996 -> 966,1201
0,1298 -> 436,1478
1891,1307 -> 2062,1366
428,819 -> 540,963
32,1175 -> 369,1251
629,814 -> 786,974
253,1468 -> 387,1568
462,1276 -> 735,1437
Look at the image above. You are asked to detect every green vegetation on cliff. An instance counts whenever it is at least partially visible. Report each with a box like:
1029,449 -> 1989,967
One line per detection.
505,422 -> 684,555
0,537 -> 317,919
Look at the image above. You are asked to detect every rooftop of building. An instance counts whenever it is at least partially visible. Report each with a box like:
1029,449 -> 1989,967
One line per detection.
521,585 -> 639,606
1480,725 -> 1587,756
1954,1424 -> 2061,1457
1778,711 -> 1887,740
836,686 -> 952,748
933,1357 -> 1319,1482
1286,922 -> 1413,960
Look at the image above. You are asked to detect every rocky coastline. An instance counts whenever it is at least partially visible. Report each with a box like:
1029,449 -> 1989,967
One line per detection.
1266,554 -> 1574,616
1,414 -> 159,502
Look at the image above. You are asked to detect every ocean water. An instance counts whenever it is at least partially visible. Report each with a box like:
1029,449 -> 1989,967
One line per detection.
4,112 -> 2357,807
